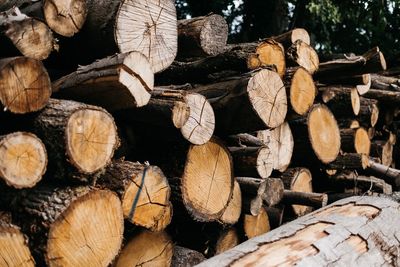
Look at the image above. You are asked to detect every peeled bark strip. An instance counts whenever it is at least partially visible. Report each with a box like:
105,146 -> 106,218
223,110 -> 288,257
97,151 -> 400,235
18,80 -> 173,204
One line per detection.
243,207 -> 270,239
97,161 -> 171,231
0,57 -> 51,114
269,28 -> 310,48
219,180 -> 242,225
229,146 -> 273,178
172,246 -> 206,267
0,217 -> 35,266
199,196 -> 400,267
327,153 -> 369,170
53,52 -> 154,109
32,99 -> 119,182
0,7 -> 55,60
177,14 -> 228,58
370,140 -> 393,167
282,190 -> 328,208
0,132 -> 47,189
257,122 -> 294,172
320,86 -> 360,116
191,69 -> 287,134
281,168 -> 313,216
6,186 -> 123,266
286,40 -> 319,74
340,127 -> 371,155
116,230 -> 173,267
284,67 -> 316,115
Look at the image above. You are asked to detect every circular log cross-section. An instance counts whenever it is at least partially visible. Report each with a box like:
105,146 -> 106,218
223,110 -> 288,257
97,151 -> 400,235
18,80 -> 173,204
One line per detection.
308,104 -> 341,163
0,132 -> 47,189
247,40 -> 286,77
271,28 -> 310,48
43,0 -> 87,37
243,207 -> 270,239
288,67 -> 316,115
287,40 -> 319,74
0,57 -> 51,114
341,127 -> 371,156
116,231 -> 173,267
182,139 -> 233,221
219,180 -> 242,225
115,0 -> 178,73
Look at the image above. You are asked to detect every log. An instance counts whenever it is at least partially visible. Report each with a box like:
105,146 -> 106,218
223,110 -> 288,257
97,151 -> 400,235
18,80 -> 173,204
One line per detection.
53,51 -> 154,109
243,207 -> 270,239
359,97 -> 379,127
370,73 -> 400,91
286,40 -> 319,74
340,127 -> 371,155
172,246 -> 206,267
0,56 -> 51,114
97,160 -> 171,231
318,74 -> 371,95
219,180 -> 242,225
282,190 -> 328,208
257,122 -> 294,172
214,228 -> 241,256
0,7 -> 56,60
228,146 -> 273,178
370,140 -> 393,167
0,132 -> 47,189
320,86 -> 360,116
327,153 -> 370,170
115,230 -> 173,267
367,159 -> 400,189
329,171 -> 392,194
198,196 -> 400,266
4,186 -> 124,266
269,28 -> 310,48
280,168 -> 313,216
363,88 -> 400,104
284,67 -> 316,115
177,14 -> 228,58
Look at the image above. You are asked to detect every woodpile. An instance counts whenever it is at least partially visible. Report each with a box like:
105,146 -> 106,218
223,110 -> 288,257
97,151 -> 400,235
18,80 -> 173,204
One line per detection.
1,2 -> 400,265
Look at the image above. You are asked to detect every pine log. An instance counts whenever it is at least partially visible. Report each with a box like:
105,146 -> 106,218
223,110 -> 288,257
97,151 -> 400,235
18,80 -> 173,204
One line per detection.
219,180 -> 242,225
284,67 -> 316,115
370,140 -> 393,167
329,171 -> 392,194
0,56 -> 51,114
97,160 -> 171,231
282,190 -> 328,208
257,122 -> 294,172
286,40 -> 319,74
4,186 -> 124,266
115,230 -> 173,267
340,127 -> 371,155
177,14 -> 228,58
318,74 -> 371,95
327,153 -> 370,170
243,207 -> 270,239
0,132 -> 47,189
53,51 -> 154,109
269,28 -> 310,48
367,159 -> 400,189
228,146 -> 273,178
320,86 -> 360,116
172,246 -> 206,267
190,69 -> 287,134
198,196 -> 400,266
0,7 -> 56,60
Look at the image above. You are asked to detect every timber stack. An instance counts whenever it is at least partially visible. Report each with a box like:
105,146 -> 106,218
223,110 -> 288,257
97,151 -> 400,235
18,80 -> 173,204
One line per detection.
0,1 -> 399,266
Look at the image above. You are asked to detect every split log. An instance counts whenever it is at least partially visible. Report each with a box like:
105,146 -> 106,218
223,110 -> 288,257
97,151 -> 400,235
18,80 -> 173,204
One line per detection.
97,160 -> 171,231
177,14 -> 228,58
0,7 -> 56,60
327,153 -> 370,170
269,28 -> 310,48
370,73 -> 400,91
172,246 -> 206,267
318,74 -> 371,95
219,180 -> 242,225
320,86 -> 360,116
329,171 -> 392,194
280,168 -> 313,216
115,230 -> 173,267
284,67 -> 316,115
4,186 -> 124,266
340,127 -> 371,155
53,51 -> 154,109
0,132 -> 47,189
198,196 -> 400,267
286,40 -> 319,74
257,122 -> 294,172
242,207 -> 270,239
0,57 -> 51,114
370,140 -> 393,167
282,190 -> 328,208
367,159 -> 400,189
228,146 -> 273,178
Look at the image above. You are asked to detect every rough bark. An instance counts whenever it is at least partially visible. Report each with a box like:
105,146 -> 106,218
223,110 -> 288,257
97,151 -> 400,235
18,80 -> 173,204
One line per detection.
286,40 -> 319,74
370,73 -> 400,91
319,86 -> 360,116
367,159 -> 400,189
318,74 -> 371,95
172,246 -> 206,267
327,153 -> 370,170
282,190 -> 328,208
340,127 -> 371,156
229,146 -> 273,178
329,171 -> 392,194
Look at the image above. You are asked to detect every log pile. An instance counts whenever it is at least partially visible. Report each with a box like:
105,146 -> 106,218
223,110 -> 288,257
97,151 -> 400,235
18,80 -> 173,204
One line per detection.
0,2 -> 400,266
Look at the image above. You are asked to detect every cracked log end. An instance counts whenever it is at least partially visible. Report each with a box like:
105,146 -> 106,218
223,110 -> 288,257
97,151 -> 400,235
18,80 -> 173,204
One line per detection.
43,0 -> 87,37
243,207 -> 270,239
290,67 -> 316,115
0,57 -> 51,114
116,0 -> 178,73
248,40 -> 286,77
249,69 -> 287,129
308,104 -> 341,163
0,219 -> 35,266
182,138 -> 234,222
115,231 -> 173,267
66,107 -> 118,173
219,180 -> 242,225
0,132 -> 47,189
46,189 -> 123,267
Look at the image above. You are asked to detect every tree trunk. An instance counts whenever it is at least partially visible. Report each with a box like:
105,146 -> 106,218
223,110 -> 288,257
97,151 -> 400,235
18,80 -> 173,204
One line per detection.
3,186 -> 124,266
53,51 -> 154,109
286,40 -> 319,74
340,127 -> 371,156
177,14 -> 228,58
97,160 -> 171,231
172,246 -> 206,267
228,146 -> 273,178
198,196 -> 400,267
0,57 -> 51,114
269,28 -> 310,48
0,7 -> 56,60
219,180 -> 242,225
0,132 -> 47,189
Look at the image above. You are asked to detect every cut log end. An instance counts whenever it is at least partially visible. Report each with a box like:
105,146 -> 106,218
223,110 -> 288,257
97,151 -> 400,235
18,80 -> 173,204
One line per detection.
248,41 -> 286,77
199,14 -> 228,56
290,67 -> 316,115
351,87 -> 360,115
215,228 -> 240,255
249,69 -> 287,129
354,127 -> 371,155
284,168 -> 313,216
46,190 -> 123,267
116,0 -> 178,73
66,108 -> 119,174
115,231 -> 174,267
287,40 -> 319,74
243,208 -> 270,239
43,0 -> 87,37
182,139 -> 233,221
0,57 -> 51,114
371,102 -> 379,127
0,132 -> 47,189
219,180 -> 242,225
291,28 -> 310,45
308,104 -> 341,163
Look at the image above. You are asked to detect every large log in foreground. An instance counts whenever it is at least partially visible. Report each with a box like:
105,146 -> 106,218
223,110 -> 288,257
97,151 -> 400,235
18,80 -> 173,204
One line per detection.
198,196 -> 400,266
